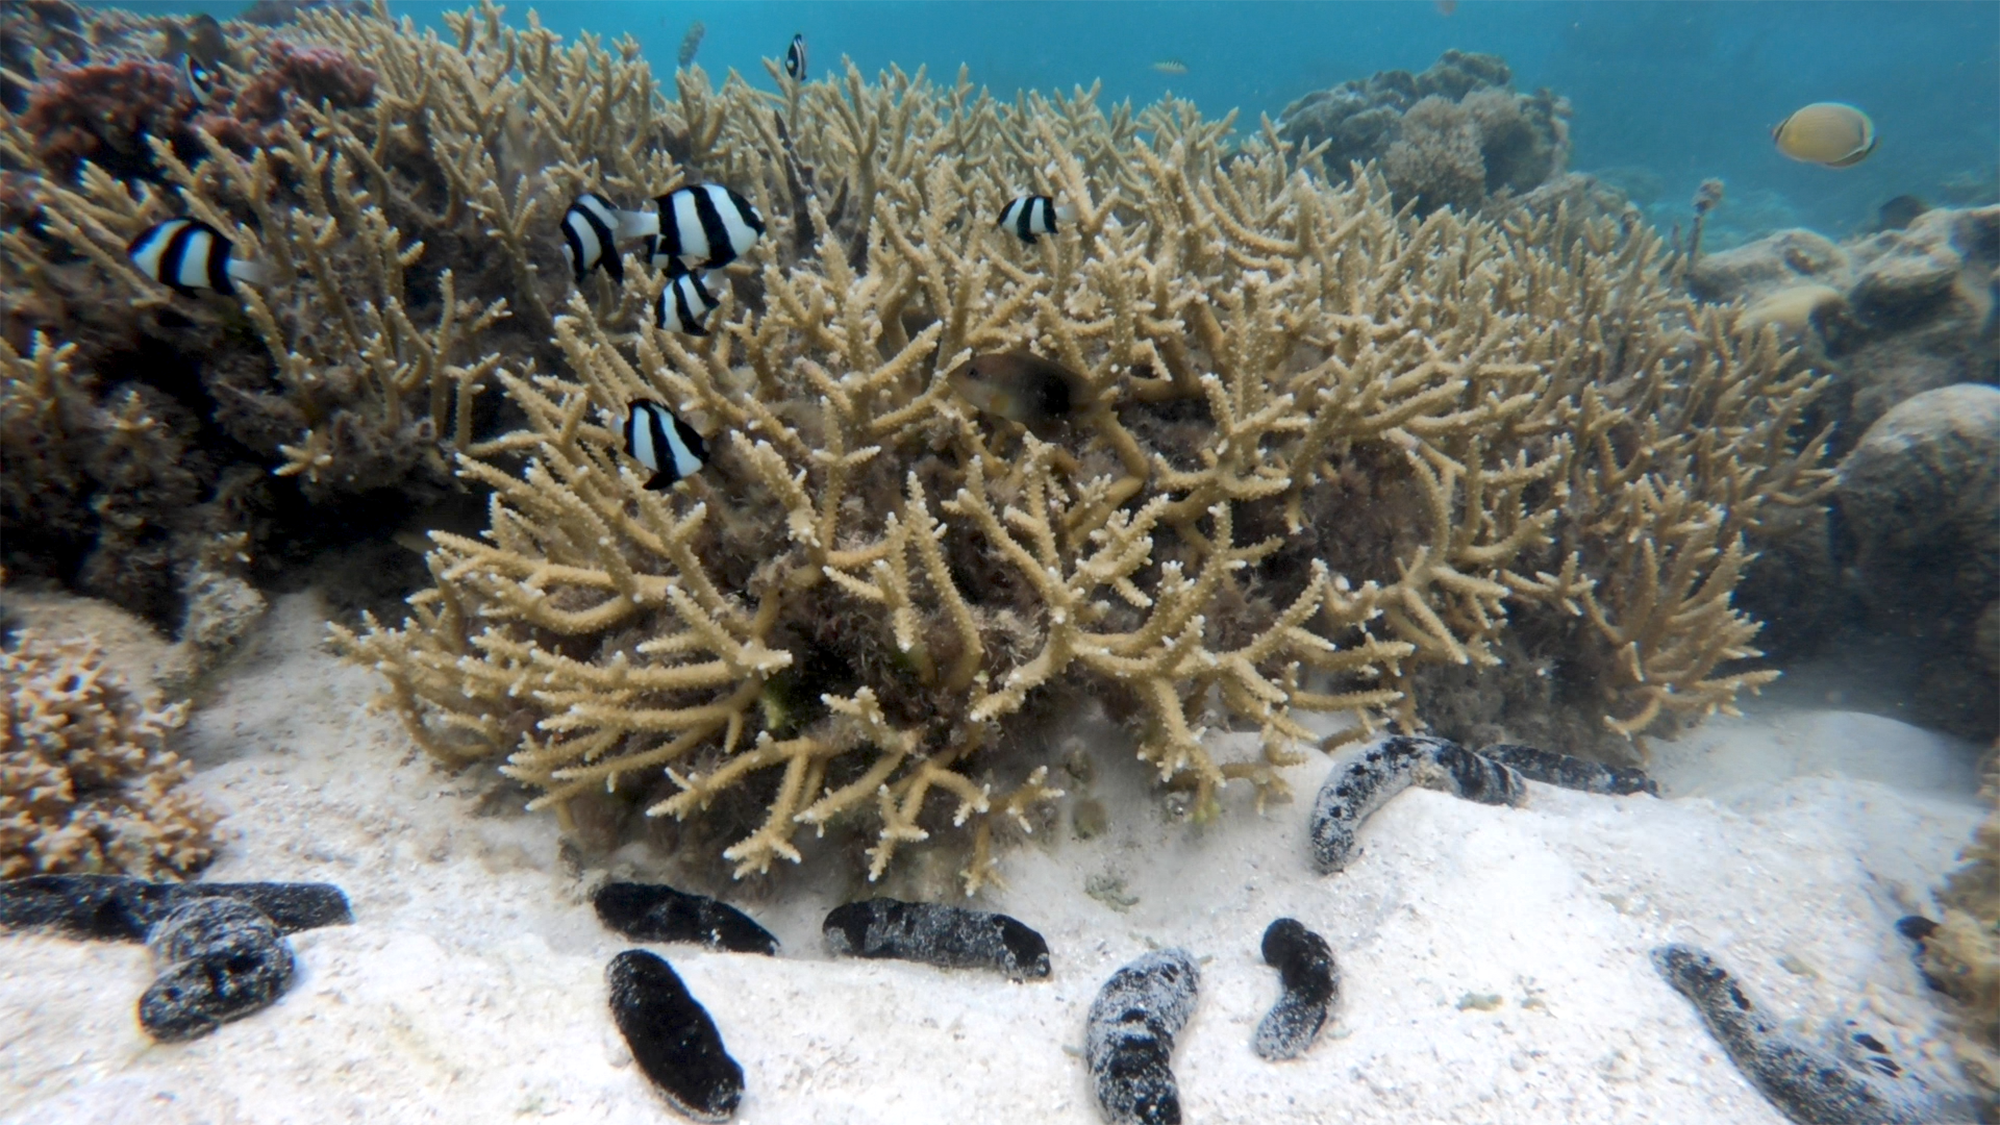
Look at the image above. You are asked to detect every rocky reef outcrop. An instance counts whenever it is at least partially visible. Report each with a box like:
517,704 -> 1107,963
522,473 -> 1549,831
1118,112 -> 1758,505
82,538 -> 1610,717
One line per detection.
1696,207 -> 1999,739
1277,50 -> 1570,216
1691,206 -> 1998,455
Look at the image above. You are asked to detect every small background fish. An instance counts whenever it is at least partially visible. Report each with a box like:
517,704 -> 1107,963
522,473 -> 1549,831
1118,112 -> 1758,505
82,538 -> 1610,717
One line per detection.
676,20 -> 704,69
946,350 -> 1096,435
1151,58 -> 1188,76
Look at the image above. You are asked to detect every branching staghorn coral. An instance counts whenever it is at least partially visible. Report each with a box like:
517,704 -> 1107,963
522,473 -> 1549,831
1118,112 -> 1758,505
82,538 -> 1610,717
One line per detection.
332,17 -> 1828,891
0,627 -> 217,880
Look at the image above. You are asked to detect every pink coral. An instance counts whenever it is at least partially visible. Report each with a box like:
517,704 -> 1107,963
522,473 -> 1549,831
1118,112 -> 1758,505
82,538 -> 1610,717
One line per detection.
234,40 -> 375,122
19,60 -> 201,180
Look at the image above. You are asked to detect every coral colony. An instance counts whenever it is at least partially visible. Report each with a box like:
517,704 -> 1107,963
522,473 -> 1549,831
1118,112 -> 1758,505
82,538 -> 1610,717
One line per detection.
2,3 -> 1995,1118
6,5 -> 1831,896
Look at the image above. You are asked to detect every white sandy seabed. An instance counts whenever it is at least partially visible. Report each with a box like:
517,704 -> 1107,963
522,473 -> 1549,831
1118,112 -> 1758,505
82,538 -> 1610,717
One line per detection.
0,592 -> 1990,1125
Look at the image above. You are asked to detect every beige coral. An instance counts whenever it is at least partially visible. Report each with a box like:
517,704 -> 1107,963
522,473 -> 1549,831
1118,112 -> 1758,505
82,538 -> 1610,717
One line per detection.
322,15 -> 1826,891
0,628 -> 218,880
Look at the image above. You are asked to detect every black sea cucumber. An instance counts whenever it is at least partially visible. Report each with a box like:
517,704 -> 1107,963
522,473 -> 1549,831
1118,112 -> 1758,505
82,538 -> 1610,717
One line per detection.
1085,948 -> 1200,1125
0,873 -> 351,941
137,896 -> 297,1041
1253,918 -> 1337,1061
1650,943 -> 1970,1125
822,897 -> 1051,979
594,881 -> 779,956
1308,734 -> 1527,874
606,949 -> 744,1123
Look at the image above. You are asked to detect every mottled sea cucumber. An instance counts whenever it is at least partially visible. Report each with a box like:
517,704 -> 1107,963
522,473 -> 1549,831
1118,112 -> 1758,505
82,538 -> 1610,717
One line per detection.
822,897 -> 1051,979
606,949 -> 744,1123
138,896 -> 297,1042
1650,943 -> 1970,1125
594,881 -> 779,956
1478,742 -> 1660,797
1253,918 -> 1337,1060
1308,734 -> 1528,874
1085,948 -> 1200,1125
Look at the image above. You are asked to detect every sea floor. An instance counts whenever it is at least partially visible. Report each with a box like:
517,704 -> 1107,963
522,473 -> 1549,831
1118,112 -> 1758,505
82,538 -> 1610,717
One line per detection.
0,591 -> 1988,1125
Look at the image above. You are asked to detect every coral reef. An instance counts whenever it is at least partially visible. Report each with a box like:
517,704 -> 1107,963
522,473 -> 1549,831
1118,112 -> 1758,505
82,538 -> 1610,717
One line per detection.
4,4 -> 1826,889
1691,206 -> 1999,454
1278,50 -> 1570,216
0,335 -> 265,659
1690,208 -> 1998,733
0,6 -> 514,634
0,627 -> 218,880
321,17 -> 1826,891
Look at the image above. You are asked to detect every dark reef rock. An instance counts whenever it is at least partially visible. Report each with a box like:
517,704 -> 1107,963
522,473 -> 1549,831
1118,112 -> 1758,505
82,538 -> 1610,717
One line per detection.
1277,51 -> 1569,216
593,881 -> 779,956
1690,206 -> 1998,457
1309,734 -> 1527,875
1253,918 -> 1337,1061
1085,948 -> 1201,1125
1651,943 -> 1972,1125
822,897 -> 1050,979
606,949 -> 744,1123
0,874 -> 352,941
138,896 -> 296,1041
1834,383 -> 2000,739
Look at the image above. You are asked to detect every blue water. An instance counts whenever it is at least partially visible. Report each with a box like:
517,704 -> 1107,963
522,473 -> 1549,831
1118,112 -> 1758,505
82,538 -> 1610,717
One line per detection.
129,1 -> 2000,236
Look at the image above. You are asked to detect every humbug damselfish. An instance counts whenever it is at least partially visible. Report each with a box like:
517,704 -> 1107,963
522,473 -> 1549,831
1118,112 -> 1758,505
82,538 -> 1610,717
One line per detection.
623,400 -> 709,490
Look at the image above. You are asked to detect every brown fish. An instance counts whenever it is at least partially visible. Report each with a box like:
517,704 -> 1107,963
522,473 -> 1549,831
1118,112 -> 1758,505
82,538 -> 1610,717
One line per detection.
946,351 -> 1096,434
1772,102 -> 1876,168
186,13 -> 231,66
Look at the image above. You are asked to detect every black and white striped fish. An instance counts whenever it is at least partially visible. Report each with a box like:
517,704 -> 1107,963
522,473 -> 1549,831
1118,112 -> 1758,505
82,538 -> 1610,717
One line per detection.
784,33 -> 807,81
127,218 -> 270,296
654,261 -> 722,336
182,54 -> 217,107
623,400 -> 709,490
646,184 -> 766,270
560,192 -> 629,284
996,195 -> 1075,245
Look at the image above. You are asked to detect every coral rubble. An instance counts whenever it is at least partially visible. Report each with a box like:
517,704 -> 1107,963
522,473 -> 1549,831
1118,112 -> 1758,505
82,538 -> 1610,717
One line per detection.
1923,768 -> 2000,1107
1277,50 -> 1570,216
0,628 -> 218,880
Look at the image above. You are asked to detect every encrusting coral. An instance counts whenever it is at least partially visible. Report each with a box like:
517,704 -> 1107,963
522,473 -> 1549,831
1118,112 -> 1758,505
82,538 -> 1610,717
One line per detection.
295,8 -> 1832,892
0,626 -> 219,881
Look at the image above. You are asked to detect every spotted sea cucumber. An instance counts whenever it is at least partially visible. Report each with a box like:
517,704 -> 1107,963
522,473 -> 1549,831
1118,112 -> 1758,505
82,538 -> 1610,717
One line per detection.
822,897 -> 1050,979
138,895 -> 297,1041
1085,947 -> 1200,1124
1650,943 -> 1971,1125
1308,734 -> 1528,874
